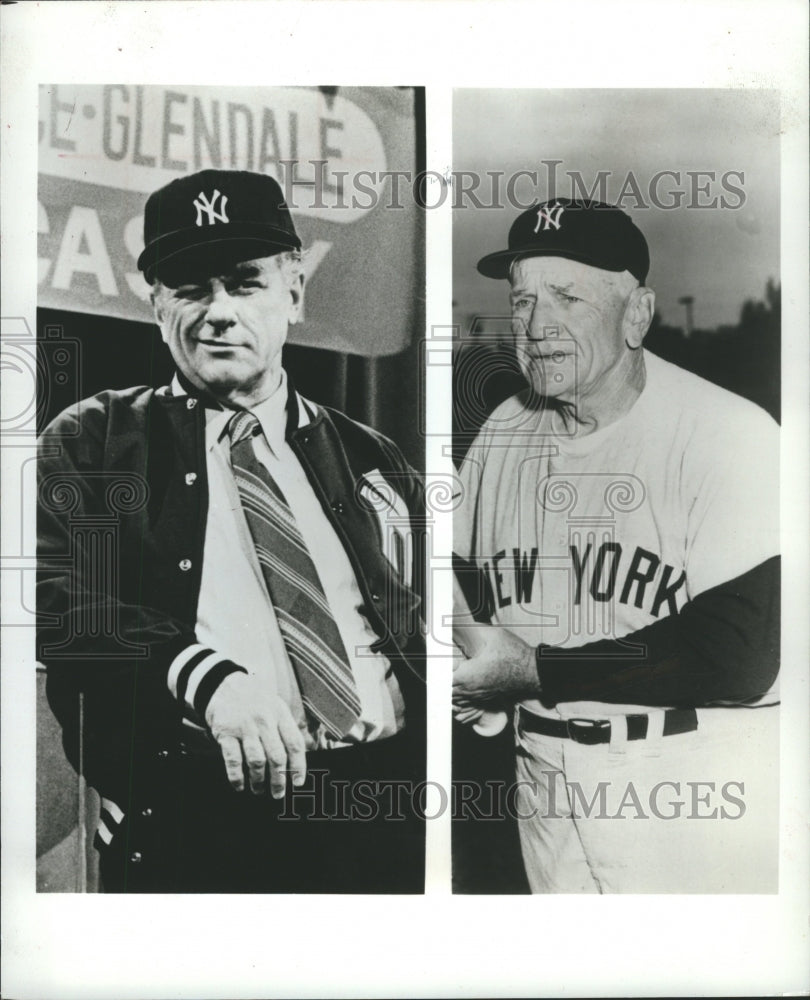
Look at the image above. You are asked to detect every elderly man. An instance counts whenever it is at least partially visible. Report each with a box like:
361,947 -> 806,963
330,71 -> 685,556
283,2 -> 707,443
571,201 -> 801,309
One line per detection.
453,198 -> 779,893
38,168 -> 425,893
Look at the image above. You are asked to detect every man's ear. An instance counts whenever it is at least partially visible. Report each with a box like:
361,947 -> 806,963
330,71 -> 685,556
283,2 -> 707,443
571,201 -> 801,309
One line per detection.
288,273 -> 305,326
624,286 -> 656,350
150,285 -> 170,343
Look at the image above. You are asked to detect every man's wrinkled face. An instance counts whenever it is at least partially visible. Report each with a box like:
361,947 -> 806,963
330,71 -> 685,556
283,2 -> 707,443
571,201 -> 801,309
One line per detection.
509,256 -> 636,401
152,254 -> 303,405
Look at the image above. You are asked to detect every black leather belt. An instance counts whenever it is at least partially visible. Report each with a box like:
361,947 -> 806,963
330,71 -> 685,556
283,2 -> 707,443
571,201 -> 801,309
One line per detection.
517,706 -> 698,745
177,725 -> 412,760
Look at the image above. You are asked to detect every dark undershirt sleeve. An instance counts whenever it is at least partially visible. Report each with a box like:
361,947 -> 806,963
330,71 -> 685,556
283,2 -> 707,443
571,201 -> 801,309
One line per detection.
536,556 -> 780,708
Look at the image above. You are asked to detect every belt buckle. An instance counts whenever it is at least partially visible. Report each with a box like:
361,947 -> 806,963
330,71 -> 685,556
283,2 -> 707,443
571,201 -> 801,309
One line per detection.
566,717 -> 610,745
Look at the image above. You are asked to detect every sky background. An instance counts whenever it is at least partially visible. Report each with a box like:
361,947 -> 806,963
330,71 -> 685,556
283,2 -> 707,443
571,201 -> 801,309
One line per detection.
453,89 -> 780,334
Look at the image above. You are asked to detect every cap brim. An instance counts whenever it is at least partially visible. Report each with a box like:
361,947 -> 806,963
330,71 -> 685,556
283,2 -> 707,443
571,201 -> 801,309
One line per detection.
477,246 -> 632,280
138,224 -> 301,282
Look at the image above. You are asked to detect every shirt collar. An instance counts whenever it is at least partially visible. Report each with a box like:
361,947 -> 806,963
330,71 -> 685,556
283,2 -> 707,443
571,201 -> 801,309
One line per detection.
168,370 -> 317,456
248,371 -> 289,456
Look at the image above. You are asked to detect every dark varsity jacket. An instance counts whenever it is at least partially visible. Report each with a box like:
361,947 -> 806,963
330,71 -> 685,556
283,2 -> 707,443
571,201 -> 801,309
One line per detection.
37,376 -> 426,806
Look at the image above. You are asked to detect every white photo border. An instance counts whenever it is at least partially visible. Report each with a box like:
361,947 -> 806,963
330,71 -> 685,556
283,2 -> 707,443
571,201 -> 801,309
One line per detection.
2,2 -> 808,998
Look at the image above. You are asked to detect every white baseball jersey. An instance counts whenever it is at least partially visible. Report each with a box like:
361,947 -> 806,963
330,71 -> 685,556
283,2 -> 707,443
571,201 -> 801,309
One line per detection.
455,349 -> 779,719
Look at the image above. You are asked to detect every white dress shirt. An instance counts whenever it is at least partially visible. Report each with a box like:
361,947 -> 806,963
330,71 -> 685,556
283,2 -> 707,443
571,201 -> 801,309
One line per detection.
180,372 -> 405,750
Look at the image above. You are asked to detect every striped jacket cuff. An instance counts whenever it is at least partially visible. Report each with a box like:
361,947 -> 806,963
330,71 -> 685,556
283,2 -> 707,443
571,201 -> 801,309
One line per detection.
167,643 -> 247,721
94,796 -> 125,851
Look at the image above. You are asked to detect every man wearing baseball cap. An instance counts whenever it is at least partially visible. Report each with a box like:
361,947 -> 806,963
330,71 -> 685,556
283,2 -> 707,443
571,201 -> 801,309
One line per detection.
38,169 -> 426,893
453,198 -> 780,893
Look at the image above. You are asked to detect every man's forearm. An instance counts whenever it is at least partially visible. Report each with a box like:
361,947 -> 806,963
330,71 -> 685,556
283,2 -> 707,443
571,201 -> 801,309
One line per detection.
536,556 -> 780,708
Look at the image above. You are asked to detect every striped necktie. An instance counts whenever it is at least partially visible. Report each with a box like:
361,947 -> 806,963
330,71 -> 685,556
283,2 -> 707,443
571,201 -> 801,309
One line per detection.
227,410 -> 362,739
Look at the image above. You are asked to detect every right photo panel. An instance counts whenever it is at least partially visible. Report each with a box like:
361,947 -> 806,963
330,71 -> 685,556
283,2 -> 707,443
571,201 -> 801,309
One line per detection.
451,88 -> 781,894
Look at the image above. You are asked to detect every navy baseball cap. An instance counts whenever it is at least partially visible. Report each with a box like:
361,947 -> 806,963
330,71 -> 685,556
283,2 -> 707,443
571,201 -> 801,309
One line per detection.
137,169 -> 301,284
477,198 -> 650,284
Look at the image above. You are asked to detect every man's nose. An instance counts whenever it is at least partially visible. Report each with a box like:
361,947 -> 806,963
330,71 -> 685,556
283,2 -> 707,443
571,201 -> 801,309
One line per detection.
525,308 -> 560,342
204,282 -> 236,331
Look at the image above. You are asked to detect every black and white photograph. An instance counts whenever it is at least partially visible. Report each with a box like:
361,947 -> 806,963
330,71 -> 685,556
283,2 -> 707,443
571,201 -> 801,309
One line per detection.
1,3 -> 808,998
34,84 -> 427,894
451,89 -> 782,894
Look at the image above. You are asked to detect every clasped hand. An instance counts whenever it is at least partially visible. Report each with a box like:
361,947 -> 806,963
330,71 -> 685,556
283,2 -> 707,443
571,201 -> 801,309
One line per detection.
452,628 -> 540,712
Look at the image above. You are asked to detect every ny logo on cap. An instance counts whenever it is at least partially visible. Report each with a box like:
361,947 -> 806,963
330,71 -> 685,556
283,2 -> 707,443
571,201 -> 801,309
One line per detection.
193,189 -> 230,227
534,202 -> 565,233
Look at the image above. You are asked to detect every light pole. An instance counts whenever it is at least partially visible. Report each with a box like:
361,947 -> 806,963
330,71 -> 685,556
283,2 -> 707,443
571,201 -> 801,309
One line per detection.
678,295 -> 695,338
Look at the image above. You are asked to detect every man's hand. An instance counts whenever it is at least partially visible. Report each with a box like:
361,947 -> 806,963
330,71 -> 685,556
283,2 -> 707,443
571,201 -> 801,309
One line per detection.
452,628 -> 540,707
452,705 -> 486,725
204,673 -> 307,797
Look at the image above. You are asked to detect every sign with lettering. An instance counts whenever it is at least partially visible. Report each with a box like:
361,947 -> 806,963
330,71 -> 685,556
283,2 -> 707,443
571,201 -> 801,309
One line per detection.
38,85 -> 422,356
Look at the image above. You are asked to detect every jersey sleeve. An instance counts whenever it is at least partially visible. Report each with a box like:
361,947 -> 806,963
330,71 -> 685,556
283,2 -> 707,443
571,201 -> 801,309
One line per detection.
453,395 -> 520,562
537,555 -> 779,707
684,401 -> 780,597
454,439 -> 485,563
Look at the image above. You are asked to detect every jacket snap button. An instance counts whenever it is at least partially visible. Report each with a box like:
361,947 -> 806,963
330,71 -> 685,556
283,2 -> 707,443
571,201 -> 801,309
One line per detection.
371,593 -> 381,602
331,501 -> 344,515
186,398 -> 197,410
185,472 -> 197,485
130,851 -> 143,863
141,807 -> 153,817
157,749 -> 169,759
179,558 -> 192,571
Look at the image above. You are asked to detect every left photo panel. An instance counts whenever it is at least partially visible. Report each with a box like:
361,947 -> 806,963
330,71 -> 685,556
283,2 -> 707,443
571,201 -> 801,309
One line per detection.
36,84 -> 427,893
